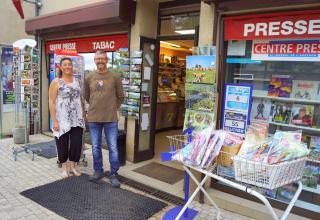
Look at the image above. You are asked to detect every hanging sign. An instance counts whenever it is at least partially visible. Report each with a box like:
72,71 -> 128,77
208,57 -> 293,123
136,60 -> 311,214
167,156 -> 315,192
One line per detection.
222,84 -> 253,135
224,10 -> 320,40
251,40 -> 320,61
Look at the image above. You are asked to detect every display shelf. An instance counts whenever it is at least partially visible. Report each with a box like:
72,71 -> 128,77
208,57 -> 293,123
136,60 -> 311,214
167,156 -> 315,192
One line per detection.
159,67 -> 182,70
302,185 -> 320,194
252,93 -> 320,104
234,77 -> 271,82
308,158 -> 320,164
269,121 -> 320,132
295,200 -> 320,213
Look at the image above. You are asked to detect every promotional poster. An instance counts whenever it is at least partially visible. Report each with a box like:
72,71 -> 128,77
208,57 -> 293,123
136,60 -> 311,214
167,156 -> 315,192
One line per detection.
1,47 -> 14,105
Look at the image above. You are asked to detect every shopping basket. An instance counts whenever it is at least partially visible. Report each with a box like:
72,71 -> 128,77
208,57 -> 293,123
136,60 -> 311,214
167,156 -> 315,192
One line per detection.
232,156 -> 307,190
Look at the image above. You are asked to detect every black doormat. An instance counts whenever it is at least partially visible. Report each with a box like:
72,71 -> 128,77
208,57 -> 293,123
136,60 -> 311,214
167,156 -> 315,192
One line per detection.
28,140 -> 57,159
133,162 -> 184,185
20,175 -> 167,220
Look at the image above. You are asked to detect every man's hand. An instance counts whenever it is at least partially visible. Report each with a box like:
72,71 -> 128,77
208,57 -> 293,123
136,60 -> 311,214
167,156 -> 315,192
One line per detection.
84,112 -> 88,123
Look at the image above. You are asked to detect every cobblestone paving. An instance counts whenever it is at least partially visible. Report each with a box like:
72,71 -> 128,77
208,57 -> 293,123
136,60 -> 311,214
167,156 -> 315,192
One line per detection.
0,135 -> 253,220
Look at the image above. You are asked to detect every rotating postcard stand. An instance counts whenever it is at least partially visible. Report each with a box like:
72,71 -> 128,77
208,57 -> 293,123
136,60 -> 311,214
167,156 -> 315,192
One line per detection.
11,39 -> 37,161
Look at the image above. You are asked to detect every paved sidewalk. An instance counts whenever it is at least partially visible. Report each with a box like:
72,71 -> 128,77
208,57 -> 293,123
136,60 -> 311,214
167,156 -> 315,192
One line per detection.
0,134 -> 253,220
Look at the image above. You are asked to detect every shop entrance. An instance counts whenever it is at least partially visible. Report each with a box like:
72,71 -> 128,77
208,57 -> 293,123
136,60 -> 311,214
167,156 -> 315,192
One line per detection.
153,39 -> 194,160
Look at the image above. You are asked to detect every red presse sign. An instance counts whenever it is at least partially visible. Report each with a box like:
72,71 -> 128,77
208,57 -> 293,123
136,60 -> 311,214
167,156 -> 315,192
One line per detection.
251,40 -> 320,61
224,10 -> 320,40
253,41 -> 320,54
45,34 -> 128,54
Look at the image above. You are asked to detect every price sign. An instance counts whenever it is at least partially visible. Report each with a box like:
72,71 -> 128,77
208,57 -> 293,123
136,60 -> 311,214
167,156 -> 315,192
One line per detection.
224,111 -> 247,135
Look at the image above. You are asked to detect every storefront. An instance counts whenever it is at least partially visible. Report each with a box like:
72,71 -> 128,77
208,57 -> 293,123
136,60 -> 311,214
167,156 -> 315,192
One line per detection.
25,0 -> 134,134
22,1 -> 320,219
213,7 -> 320,219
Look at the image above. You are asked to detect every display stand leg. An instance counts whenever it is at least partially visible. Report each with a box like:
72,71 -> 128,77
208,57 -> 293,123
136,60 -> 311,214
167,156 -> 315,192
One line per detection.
162,170 -> 198,220
176,166 -> 220,220
163,130 -> 198,220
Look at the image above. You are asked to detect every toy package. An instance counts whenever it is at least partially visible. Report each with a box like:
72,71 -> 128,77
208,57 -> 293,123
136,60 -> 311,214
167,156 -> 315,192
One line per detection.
238,129 -> 309,164
172,127 -> 213,166
172,127 -> 227,169
201,130 -> 226,168
237,121 -> 269,157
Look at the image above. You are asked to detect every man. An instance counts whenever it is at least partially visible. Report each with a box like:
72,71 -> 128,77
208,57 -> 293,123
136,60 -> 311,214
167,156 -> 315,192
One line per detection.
84,50 -> 124,187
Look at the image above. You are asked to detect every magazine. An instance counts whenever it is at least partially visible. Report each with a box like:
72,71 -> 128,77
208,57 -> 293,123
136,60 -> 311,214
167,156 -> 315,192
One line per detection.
185,83 -> 215,112
291,80 -> 319,100
268,75 -> 292,98
270,102 -> 292,124
290,104 -> 314,127
310,136 -> 320,161
250,98 -> 272,122
313,105 -> 320,128
183,109 -> 215,132
186,55 -> 216,84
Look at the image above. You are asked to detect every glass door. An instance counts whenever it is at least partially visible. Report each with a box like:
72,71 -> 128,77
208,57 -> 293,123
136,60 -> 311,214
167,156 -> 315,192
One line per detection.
134,37 -> 159,162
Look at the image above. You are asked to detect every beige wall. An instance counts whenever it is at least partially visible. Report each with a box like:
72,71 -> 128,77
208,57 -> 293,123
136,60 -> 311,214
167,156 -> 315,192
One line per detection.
0,1 -> 35,45
198,2 -> 214,46
39,0 -> 105,15
127,0 -> 159,161
0,1 -> 35,135
130,0 -> 158,51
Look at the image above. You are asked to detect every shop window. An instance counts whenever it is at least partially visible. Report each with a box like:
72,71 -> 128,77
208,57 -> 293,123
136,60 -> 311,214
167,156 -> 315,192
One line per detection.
225,40 -> 320,209
159,13 -> 199,36
81,52 -> 114,75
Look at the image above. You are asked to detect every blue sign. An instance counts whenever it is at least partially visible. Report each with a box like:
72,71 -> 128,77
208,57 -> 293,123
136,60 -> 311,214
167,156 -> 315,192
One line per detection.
222,84 -> 253,136
226,58 -> 262,64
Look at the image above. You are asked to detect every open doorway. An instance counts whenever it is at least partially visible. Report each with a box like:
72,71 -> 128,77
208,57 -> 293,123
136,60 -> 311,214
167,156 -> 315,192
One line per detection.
154,39 -> 194,159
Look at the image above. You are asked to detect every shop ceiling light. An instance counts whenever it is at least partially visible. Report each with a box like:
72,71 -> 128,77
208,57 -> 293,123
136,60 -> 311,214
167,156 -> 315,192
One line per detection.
174,29 -> 195,35
160,41 -> 181,48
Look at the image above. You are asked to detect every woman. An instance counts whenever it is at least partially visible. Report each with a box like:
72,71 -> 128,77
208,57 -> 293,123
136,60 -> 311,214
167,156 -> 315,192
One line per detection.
49,57 -> 85,178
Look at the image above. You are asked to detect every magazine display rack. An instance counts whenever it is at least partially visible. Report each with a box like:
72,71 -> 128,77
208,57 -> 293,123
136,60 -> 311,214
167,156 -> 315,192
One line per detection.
166,134 -> 307,220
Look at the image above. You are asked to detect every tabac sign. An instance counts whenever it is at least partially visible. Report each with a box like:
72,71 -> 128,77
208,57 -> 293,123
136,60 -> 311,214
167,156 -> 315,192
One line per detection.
45,34 -> 128,54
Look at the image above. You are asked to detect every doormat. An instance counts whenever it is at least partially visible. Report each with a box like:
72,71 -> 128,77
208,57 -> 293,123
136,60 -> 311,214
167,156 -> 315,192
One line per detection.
20,175 -> 167,220
133,162 -> 184,185
28,140 -> 57,159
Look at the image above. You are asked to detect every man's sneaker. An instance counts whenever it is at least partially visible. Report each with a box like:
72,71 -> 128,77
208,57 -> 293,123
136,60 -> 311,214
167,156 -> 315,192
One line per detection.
109,175 -> 120,188
89,172 -> 104,183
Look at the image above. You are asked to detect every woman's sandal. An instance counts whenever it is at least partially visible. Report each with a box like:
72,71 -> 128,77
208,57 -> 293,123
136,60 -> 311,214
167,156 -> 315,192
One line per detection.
61,170 -> 69,179
71,169 -> 81,176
